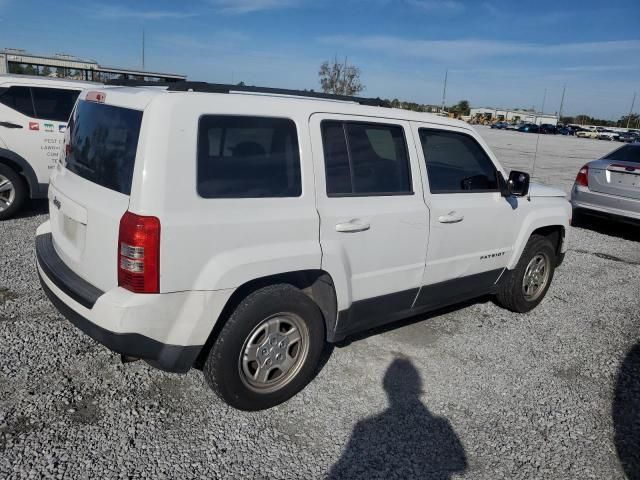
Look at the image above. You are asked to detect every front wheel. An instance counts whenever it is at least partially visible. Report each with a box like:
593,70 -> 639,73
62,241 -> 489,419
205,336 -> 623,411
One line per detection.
495,235 -> 557,313
0,164 -> 26,220
203,284 -> 326,411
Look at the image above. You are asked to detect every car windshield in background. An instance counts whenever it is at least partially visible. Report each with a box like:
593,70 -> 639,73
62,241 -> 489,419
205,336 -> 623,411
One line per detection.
65,100 -> 143,195
605,145 -> 640,164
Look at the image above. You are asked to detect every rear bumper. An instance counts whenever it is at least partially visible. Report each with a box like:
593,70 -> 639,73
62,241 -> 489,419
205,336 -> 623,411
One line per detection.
36,223 -> 234,373
38,274 -> 201,373
570,185 -> 640,221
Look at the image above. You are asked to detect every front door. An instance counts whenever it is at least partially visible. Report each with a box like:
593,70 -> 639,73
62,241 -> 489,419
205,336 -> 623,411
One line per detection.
310,114 -> 429,336
411,122 -> 518,308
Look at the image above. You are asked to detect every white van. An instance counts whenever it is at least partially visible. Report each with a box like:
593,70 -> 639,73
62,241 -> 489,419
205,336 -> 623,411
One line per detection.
0,75 -> 98,219
36,83 -> 571,410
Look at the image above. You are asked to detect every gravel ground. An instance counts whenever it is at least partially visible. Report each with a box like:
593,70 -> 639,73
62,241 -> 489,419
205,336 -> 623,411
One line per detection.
1,129 -> 639,479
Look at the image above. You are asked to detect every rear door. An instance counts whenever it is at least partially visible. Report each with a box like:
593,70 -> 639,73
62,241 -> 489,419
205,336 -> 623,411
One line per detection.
0,85 -> 80,182
588,146 -> 640,200
310,114 -> 429,331
49,97 -> 143,291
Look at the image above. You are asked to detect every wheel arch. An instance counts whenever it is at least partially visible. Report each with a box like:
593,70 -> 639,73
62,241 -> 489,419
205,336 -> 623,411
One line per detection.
507,202 -> 570,270
194,269 -> 337,369
0,148 -> 41,198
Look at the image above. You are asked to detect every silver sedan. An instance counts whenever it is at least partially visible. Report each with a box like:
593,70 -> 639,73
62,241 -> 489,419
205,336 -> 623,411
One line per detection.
571,144 -> 640,223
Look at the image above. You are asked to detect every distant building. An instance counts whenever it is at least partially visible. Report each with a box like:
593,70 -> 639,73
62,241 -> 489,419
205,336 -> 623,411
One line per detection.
470,107 -> 558,126
0,48 -> 186,83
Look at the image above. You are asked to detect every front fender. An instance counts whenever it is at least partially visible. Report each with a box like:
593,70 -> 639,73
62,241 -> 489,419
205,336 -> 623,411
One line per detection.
507,198 -> 571,269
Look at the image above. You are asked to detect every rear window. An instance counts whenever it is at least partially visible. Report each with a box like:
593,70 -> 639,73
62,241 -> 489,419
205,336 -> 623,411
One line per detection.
31,87 -> 80,122
197,115 -> 301,198
605,145 -> 640,163
65,100 -> 143,195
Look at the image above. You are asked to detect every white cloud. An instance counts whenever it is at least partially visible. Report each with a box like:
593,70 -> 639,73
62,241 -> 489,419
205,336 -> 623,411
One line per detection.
405,0 -> 463,12
93,4 -> 198,20
318,35 -> 640,61
208,0 -> 301,14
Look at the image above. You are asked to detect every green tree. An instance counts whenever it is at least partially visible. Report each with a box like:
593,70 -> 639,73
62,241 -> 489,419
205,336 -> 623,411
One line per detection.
319,57 -> 364,96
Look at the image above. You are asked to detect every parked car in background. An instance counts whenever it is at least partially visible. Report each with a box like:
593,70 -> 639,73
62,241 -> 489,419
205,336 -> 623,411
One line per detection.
576,129 -> 599,139
518,123 -> 539,133
571,143 -> 640,224
0,75 -> 99,219
540,124 -> 557,134
505,123 -> 520,130
36,82 -> 571,410
598,130 -> 620,141
618,131 -> 640,143
490,121 -> 509,129
557,126 -> 575,135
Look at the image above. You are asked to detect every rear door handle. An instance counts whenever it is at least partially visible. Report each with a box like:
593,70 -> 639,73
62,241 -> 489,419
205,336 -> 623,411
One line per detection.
438,211 -> 464,224
0,121 -> 23,129
335,219 -> 370,233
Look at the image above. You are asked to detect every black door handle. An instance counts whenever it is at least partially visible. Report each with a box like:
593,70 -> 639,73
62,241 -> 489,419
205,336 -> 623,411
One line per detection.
0,121 -> 23,129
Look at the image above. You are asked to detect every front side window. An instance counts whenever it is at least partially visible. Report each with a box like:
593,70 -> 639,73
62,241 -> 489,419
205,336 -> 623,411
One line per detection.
419,129 -> 498,193
321,120 -> 412,196
31,87 -> 80,122
197,116 -> 301,198
0,86 -> 35,117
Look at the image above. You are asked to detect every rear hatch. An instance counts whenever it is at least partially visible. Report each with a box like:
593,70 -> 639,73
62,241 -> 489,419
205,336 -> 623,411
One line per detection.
49,97 -> 143,292
588,145 -> 640,201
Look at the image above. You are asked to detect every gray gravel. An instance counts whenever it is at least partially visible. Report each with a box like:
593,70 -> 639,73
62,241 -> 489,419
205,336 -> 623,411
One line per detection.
1,129 -> 639,479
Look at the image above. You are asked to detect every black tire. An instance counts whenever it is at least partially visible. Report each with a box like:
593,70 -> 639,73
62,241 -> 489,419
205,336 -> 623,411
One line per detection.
495,235 -> 557,313
203,284 -> 326,411
0,164 -> 27,220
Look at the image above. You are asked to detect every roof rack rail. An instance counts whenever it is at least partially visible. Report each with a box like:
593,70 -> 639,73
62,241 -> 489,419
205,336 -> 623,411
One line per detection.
166,82 -> 388,107
104,79 -> 175,87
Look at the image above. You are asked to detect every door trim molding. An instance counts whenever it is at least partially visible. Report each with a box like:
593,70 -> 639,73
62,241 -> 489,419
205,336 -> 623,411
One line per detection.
330,268 -> 504,342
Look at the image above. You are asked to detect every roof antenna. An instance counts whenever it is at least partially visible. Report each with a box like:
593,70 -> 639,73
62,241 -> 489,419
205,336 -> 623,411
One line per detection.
528,87 -> 546,202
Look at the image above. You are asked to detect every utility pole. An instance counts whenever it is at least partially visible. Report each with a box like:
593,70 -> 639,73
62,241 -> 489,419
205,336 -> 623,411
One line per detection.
627,92 -> 636,129
558,84 -> 566,123
441,69 -> 448,114
141,29 -> 145,70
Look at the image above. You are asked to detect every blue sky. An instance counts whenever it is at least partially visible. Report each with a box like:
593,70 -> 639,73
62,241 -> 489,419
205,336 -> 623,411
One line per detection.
0,0 -> 638,118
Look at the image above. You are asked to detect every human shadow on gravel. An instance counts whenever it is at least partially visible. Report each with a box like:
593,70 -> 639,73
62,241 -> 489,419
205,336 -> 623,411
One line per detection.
326,358 -> 467,480
613,342 -> 640,480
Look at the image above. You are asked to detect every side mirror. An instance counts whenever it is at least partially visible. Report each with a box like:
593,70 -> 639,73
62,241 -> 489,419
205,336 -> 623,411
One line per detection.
505,170 -> 530,197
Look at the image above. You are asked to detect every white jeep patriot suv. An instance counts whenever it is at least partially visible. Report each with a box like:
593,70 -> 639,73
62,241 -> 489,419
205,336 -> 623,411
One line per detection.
0,75 -> 98,219
36,83 -> 571,410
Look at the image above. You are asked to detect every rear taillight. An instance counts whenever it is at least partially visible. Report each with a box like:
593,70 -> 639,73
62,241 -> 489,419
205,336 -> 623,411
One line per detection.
118,211 -> 160,293
575,164 -> 589,188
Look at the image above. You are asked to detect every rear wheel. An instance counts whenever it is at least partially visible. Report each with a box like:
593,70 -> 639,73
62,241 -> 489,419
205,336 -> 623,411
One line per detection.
495,235 -> 556,313
0,164 -> 26,220
203,284 -> 325,411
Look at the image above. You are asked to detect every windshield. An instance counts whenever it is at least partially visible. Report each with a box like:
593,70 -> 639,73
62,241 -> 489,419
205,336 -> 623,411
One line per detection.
65,100 -> 143,195
605,145 -> 640,164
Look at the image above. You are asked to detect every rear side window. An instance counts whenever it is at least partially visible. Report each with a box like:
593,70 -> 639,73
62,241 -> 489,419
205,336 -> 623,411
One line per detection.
321,120 -> 412,196
31,87 -> 80,122
197,116 -> 301,198
65,100 -> 143,195
0,86 -> 35,117
605,145 -> 640,163
419,129 -> 498,193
